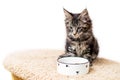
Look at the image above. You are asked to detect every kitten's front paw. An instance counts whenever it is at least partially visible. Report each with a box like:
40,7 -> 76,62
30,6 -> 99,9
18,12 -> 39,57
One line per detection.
89,62 -> 93,66
57,54 -> 65,60
57,54 -> 69,60
88,58 -> 94,66
57,53 -> 76,60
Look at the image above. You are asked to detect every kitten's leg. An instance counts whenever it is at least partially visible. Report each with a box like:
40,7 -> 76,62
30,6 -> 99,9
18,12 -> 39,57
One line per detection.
58,52 -> 76,59
82,54 -> 93,66
83,52 -> 97,66
81,48 -> 92,66
87,38 -> 99,66
82,40 -> 98,66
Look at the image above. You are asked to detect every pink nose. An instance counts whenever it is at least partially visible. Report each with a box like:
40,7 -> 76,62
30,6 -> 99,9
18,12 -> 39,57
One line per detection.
73,32 -> 77,35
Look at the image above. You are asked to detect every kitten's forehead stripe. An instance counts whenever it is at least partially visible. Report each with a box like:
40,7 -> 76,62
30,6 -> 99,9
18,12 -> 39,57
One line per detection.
72,14 -> 80,18
72,14 -> 80,26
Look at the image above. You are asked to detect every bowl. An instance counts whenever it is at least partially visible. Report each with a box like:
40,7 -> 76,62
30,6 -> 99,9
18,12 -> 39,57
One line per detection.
57,57 -> 89,76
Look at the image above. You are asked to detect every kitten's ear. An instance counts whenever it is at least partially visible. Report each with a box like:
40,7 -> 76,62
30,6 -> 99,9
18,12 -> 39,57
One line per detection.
63,8 -> 73,19
79,9 -> 91,23
81,9 -> 89,16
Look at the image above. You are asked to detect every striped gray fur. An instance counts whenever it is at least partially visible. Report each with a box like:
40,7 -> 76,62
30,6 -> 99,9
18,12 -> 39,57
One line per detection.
58,8 -> 99,66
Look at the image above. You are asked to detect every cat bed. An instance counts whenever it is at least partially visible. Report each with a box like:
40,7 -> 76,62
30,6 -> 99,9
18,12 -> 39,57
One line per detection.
3,49 -> 120,80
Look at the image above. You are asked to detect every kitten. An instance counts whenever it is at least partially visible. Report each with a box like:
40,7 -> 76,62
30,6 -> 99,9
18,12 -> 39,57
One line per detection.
58,8 -> 99,66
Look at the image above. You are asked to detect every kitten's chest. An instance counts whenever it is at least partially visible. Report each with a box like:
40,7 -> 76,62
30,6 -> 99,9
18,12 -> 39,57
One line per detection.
71,41 -> 88,56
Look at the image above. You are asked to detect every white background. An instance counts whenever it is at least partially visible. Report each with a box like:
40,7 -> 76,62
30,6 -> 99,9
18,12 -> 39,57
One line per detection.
0,0 -> 120,80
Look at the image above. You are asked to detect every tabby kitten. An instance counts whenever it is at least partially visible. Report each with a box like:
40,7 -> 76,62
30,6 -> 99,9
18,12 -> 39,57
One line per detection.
58,8 -> 99,66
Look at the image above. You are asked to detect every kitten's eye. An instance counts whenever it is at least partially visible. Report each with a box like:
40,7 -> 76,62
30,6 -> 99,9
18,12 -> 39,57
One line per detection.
77,27 -> 81,32
66,22 -> 69,24
68,26 -> 73,32
84,27 -> 87,29
70,27 -> 72,29
77,27 -> 81,30
83,27 -> 88,31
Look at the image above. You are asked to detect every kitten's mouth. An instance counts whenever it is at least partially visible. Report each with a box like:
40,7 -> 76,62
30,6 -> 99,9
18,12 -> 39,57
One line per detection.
69,36 -> 80,41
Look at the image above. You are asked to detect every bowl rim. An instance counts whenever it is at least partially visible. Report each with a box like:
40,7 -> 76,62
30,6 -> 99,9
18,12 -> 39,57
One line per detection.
57,57 -> 89,65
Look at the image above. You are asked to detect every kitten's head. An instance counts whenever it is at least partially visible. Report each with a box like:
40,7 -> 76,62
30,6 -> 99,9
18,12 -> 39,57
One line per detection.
64,8 -> 92,40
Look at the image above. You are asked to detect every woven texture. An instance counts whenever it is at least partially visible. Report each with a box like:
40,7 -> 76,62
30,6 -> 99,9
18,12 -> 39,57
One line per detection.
3,49 -> 120,80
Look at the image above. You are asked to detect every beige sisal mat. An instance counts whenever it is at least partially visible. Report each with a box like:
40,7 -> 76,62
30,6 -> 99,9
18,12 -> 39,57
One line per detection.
3,49 -> 120,80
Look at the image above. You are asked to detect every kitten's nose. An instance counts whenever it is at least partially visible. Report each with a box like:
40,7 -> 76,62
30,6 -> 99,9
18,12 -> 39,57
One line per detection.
73,32 -> 77,35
